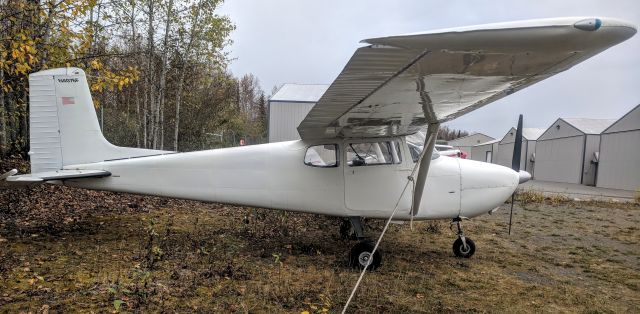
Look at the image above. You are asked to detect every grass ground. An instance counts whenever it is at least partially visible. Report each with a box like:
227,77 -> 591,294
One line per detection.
0,182 -> 639,313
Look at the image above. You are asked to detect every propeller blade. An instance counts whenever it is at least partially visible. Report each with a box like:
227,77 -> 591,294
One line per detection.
512,114 -> 523,171
509,114 -> 523,235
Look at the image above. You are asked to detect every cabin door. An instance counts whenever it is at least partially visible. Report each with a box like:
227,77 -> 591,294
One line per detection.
343,139 -> 411,213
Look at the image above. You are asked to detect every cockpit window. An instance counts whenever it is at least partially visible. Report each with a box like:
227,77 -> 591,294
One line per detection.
406,131 -> 440,162
346,141 -> 402,166
304,144 -> 338,167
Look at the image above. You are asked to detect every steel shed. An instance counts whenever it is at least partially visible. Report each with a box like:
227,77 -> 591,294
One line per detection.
496,128 -> 545,174
470,139 -> 499,163
534,118 -> 615,185
268,84 -> 329,143
448,133 -> 495,157
596,105 -> 640,191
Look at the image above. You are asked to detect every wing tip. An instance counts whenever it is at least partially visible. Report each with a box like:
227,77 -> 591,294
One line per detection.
361,16 -> 637,46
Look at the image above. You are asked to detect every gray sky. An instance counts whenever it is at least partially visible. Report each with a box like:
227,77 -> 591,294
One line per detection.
219,0 -> 640,138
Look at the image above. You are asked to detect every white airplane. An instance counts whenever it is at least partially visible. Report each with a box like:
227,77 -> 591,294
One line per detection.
1,17 -> 635,270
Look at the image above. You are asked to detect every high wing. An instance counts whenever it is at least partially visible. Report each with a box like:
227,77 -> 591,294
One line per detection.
297,17 -> 636,139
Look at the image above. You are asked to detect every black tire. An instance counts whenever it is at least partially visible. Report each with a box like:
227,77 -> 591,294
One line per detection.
349,241 -> 382,270
452,237 -> 475,258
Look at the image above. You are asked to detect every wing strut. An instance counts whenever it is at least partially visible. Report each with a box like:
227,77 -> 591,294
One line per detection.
411,123 -> 440,217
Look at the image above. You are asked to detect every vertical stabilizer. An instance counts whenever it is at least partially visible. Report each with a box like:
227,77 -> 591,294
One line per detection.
28,67 -> 167,173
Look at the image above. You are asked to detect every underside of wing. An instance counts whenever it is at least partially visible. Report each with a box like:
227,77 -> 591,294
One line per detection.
297,17 -> 636,139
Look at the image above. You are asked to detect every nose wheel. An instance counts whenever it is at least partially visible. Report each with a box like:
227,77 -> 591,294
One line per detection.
452,217 -> 475,258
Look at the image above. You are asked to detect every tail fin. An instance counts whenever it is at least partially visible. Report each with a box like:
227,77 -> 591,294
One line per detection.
28,67 -> 166,173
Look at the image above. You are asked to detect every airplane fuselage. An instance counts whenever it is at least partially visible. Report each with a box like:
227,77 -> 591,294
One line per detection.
60,137 -> 519,220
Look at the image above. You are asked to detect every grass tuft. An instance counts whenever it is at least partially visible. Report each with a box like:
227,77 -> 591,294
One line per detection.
517,190 -> 545,204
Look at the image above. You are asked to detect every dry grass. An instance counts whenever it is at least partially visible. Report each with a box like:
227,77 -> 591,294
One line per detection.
1,184 -> 639,313
635,189 -> 640,204
516,190 -> 545,204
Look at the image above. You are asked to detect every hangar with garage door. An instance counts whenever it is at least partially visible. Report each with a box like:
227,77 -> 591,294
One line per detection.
534,118 -> 615,185
596,104 -> 640,190
448,133 -> 494,157
268,84 -> 329,143
470,139 -> 499,163
496,128 -> 545,174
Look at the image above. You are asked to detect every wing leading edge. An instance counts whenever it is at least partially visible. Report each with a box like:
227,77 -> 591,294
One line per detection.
297,17 -> 636,139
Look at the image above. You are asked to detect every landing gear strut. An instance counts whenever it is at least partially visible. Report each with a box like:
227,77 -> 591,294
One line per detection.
340,216 -> 365,240
452,217 -> 475,258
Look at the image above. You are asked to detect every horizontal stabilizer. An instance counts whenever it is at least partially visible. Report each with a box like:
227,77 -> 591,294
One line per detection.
0,169 -> 110,188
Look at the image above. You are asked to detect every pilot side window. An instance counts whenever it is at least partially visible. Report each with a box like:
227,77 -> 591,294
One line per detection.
346,141 -> 402,166
304,144 -> 338,167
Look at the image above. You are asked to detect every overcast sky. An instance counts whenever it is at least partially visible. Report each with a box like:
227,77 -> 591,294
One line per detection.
218,0 -> 640,138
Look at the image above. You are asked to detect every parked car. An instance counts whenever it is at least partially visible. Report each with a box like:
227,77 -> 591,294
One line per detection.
435,144 -> 467,159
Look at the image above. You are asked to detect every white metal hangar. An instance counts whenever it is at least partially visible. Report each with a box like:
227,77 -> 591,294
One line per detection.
534,118 -> 615,185
268,84 -> 329,143
496,128 -> 545,173
470,139 -> 499,163
448,133 -> 494,156
596,104 -> 640,191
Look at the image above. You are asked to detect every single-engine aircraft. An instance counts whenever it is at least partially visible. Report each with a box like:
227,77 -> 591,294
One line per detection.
1,17 -> 635,270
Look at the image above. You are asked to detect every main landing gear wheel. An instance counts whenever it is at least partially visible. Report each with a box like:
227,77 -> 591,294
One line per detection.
349,241 -> 382,270
452,217 -> 475,258
452,237 -> 475,258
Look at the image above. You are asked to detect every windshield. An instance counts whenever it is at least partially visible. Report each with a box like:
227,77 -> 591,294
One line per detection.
406,131 -> 439,162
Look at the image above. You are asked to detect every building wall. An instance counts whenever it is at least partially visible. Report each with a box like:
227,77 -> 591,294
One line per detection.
525,140 -> 537,176
496,141 -> 527,170
581,134 -> 601,186
470,144 -> 494,162
534,136 -> 584,184
597,130 -> 640,190
538,119 -> 583,140
449,134 -> 494,155
449,133 -> 494,146
604,105 -> 640,133
268,101 -> 315,142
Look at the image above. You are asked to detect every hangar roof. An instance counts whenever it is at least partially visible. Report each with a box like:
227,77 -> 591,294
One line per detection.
474,139 -> 499,147
270,84 -> 329,103
500,127 -> 545,144
603,104 -> 640,134
563,118 -> 616,135
448,133 -> 495,147
522,128 -> 546,140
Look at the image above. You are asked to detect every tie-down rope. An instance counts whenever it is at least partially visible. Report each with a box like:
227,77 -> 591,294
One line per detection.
341,148 -> 427,313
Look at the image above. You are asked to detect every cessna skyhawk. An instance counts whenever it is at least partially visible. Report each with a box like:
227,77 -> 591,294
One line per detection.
2,17 -> 635,269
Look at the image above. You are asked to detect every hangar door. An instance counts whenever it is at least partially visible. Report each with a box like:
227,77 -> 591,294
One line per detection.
597,131 -> 640,190
534,136 -> 584,184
